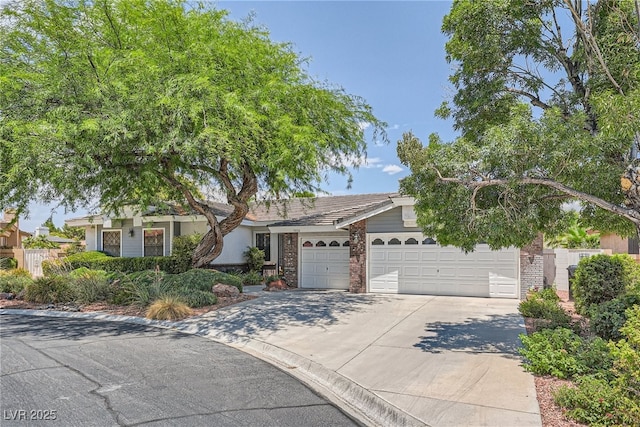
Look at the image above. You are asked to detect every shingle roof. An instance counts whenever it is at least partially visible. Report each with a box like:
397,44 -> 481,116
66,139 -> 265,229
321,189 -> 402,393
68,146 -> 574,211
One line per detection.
250,193 -> 398,226
66,193 -> 400,227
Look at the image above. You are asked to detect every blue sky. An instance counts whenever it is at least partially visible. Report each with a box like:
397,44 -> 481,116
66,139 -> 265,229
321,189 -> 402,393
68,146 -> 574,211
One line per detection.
22,1 -> 457,232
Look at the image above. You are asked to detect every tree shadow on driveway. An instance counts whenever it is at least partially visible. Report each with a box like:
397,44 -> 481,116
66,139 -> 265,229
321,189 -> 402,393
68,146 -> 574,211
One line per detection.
413,313 -> 525,359
180,290 -> 387,338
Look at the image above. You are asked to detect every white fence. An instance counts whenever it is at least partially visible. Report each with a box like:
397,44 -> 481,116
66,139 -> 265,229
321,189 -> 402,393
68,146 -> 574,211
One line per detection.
552,248 -> 604,291
23,249 -> 58,278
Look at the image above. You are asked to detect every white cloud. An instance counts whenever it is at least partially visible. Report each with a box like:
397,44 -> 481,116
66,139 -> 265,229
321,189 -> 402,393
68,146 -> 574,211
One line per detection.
362,157 -> 383,168
382,164 -> 403,175
387,124 -> 400,130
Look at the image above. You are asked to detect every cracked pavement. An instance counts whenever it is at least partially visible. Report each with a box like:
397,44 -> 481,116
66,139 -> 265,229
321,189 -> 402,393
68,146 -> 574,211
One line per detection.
0,314 -> 360,426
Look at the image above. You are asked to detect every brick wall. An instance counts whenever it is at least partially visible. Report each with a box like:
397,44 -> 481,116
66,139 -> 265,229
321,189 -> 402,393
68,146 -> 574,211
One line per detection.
520,233 -> 544,299
349,220 -> 367,293
282,233 -> 298,287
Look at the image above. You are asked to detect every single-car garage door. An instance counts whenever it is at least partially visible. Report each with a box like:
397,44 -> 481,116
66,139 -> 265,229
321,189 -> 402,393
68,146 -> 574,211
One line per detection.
300,236 -> 350,289
368,233 -> 519,298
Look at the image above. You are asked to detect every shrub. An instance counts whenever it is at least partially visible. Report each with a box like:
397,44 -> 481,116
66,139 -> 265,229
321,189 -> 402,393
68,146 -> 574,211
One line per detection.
173,288 -> 217,308
0,257 -> 18,270
589,293 -> 640,341
572,254 -> 639,315
554,375 -> 624,426
124,270 -> 172,306
241,270 -> 263,286
608,305 -> 640,424
243,246 -> 265,273
67,268 -> 112,304
145,296 -> 193,321
43,252 -> 185,275
165,269 -> 242,293
0,273 -> 33,294
24,276 -> 75,304
518,288 -> 572,330
519,328 -> 586,378
171,233 -> 202,273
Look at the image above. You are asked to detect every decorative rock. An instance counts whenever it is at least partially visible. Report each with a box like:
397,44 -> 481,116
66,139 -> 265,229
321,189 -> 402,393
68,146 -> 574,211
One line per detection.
0,292 -> 14,300
212,283 -> 240,298
263,279 -> 288,292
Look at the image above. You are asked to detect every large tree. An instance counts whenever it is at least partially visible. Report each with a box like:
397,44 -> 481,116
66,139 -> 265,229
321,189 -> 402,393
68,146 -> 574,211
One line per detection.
0,0 -> 384,267
398,0 -> 640,251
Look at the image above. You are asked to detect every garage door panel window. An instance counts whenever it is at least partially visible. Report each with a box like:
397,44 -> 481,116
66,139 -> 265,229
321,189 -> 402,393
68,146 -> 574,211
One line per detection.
372,238 -> 385,245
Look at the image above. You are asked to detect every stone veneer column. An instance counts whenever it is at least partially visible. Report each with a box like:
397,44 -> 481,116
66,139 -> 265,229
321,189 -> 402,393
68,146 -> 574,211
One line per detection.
349,220 -> 367,293
282,233 -> 298,287
520,233 -> 544,299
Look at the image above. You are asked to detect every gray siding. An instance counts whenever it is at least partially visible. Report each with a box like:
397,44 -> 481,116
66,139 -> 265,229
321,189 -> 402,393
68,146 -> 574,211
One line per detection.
367,207 -> 422,233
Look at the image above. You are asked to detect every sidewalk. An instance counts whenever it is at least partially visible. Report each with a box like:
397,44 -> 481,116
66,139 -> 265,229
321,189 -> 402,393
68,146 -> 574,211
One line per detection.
175,289 -> 542,427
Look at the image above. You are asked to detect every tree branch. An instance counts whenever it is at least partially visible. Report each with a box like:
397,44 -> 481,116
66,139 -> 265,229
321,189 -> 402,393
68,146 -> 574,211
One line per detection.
504,87 -> 551,109
437,174 -> 640,223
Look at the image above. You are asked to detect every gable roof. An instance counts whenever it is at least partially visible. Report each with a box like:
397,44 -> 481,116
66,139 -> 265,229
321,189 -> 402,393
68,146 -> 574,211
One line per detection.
256,193 -> 398,227
66,193 -> 402,228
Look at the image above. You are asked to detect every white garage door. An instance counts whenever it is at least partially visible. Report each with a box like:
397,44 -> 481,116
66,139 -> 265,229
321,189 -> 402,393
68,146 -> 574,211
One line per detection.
368,233 -> 519,298
300,236 -> 350,289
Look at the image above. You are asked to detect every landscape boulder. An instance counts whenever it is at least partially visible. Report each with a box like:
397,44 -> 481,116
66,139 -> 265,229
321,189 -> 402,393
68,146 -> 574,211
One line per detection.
264,279 -> 288,292
212,283 -> 240,298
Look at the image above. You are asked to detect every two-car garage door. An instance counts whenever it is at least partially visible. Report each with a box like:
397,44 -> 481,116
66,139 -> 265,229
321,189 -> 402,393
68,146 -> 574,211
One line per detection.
368,233 -> 519,298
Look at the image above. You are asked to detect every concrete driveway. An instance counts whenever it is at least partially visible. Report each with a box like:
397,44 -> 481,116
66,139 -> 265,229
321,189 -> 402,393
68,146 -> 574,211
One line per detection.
178,290 -> 542,427
2,290 -> 542,427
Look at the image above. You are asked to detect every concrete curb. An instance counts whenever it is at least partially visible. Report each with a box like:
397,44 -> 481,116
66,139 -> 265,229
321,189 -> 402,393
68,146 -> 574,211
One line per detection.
1,309 -> 427,427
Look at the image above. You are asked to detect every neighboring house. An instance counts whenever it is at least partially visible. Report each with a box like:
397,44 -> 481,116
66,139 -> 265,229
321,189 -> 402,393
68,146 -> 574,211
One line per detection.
0,209 -> 31,249
600,232 -> 640,256
65,193 -> 543,299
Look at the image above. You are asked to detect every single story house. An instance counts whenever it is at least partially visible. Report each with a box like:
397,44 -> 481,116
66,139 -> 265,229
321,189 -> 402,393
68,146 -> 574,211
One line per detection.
66,193 -> 543,299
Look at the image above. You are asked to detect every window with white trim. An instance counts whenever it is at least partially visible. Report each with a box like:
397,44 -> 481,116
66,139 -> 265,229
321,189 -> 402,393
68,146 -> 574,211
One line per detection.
102,230 -> 121,257
144,229 -> 164,257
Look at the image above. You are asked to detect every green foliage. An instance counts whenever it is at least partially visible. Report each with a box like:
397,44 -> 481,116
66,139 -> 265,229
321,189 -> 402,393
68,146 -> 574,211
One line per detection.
0,0 -> 384,267
609,306 -> 640,416
518,288 -> 572,330
554,376 -> 626,426
44,252 -> 185,275
24,276 -> 75,304
171,234 -> 202,272
398,1 -> 640,250
553,307 -> 640,426
22,235 -> 60,249
243,247 -> 265,273
145,296 -> 193,321
167,269 -> 243,293
241,270 -> 263,286
123,270 -> 171,307
589,293 -> 640,341
67,268 -> 112,304
120,268 -> 233,307
171,288 -> 217,308
572,254 -> 639,315
545,212 -> 601,249
0,272 -> 33,294
519,328 -> 612,379
0,257 -> 17,270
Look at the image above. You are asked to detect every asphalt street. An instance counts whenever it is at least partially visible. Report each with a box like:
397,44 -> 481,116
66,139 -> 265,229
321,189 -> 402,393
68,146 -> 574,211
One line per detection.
0,314 -> 360,427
